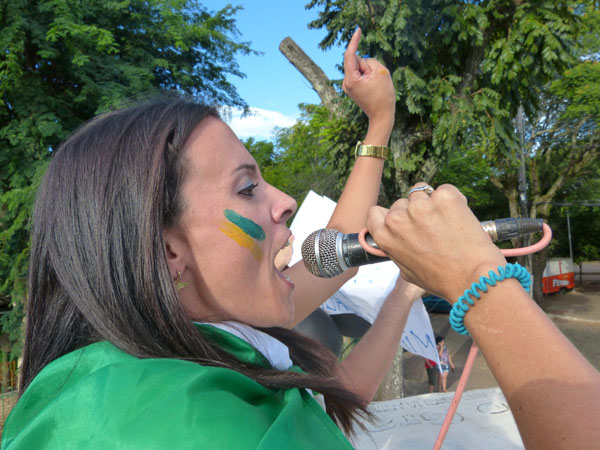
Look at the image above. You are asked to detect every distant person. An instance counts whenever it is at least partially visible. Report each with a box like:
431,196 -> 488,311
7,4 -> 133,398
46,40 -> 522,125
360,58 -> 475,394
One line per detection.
436,336 -> 455,392
424,358 -> 438,393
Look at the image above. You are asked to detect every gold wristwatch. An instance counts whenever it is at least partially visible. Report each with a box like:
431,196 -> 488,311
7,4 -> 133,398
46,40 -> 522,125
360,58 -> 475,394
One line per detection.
354,141 -> 389,159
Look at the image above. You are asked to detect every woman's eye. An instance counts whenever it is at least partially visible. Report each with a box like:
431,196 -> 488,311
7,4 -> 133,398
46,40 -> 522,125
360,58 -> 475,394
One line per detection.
239,182 -> 259,197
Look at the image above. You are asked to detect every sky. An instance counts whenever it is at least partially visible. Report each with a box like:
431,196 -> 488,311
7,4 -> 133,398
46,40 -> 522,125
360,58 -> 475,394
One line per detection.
200,1 -> 346,140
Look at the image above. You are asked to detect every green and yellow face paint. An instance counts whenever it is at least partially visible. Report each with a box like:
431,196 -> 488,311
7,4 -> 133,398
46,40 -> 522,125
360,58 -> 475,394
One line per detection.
219,209 -> 266,261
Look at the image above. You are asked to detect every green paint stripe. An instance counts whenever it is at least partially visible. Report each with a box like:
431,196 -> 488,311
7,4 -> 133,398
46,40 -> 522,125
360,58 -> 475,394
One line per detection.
224,209 -> 265,241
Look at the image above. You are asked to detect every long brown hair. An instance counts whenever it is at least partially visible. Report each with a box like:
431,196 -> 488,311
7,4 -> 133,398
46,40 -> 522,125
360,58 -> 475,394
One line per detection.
22,96 -> 368,434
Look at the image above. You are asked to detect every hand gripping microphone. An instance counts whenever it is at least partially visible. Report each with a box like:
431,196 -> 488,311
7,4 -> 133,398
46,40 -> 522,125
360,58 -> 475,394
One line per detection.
301,218 -> 544,278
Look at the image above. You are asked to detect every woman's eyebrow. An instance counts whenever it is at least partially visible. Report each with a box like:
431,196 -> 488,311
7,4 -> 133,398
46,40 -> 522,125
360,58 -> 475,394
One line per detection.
231,163 -> 257,175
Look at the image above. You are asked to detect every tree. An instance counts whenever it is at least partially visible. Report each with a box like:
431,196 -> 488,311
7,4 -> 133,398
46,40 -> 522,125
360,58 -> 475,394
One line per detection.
0,0 -> 255,355
538,161 -> 600,265
304,0 -> 591,198
432,148 -> 511,221
485,6 -> 600,298
548,205 -> 600,265
245,104 -> 356,206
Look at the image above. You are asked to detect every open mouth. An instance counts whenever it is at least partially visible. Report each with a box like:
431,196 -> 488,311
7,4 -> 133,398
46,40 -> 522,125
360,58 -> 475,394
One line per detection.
274,234 -> 295,273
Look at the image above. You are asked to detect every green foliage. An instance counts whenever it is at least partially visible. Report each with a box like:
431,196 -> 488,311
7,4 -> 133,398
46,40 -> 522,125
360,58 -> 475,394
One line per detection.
433,149 -> 510,219
276,104 -> 359,205
551,60 -> 600,121
522,59 -> 599,210
244,103 -> 367,211
304,0 -> 590,199
547,167 -> 600,264
550,206 -> 600,264
243,137 -> 276,171
0,0 -> 254,352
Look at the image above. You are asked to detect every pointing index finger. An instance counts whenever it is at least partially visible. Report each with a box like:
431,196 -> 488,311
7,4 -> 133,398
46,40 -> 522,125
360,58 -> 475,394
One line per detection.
345,27 -> 361,55
344,27 -> 362,74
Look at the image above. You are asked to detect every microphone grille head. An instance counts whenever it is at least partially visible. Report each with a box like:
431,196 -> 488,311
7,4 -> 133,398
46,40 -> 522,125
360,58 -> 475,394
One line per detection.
301,229 -> 343,278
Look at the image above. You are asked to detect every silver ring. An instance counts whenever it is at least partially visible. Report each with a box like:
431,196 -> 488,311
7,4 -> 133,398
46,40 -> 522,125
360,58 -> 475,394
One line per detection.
408,184 -> 434,196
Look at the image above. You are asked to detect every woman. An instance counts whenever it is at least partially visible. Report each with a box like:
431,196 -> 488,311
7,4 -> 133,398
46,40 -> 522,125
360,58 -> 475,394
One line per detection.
3,29 -> 423,448
436,336 -> 455,392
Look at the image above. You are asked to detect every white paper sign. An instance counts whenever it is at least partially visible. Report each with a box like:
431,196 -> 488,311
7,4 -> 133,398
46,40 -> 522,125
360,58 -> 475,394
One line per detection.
290,191 -> 439,364
353,388 -> 524,449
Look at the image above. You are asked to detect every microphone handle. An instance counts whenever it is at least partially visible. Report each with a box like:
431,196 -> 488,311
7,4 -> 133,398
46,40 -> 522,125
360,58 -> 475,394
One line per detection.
341,233 -> 389,267
339,217 -> 544,269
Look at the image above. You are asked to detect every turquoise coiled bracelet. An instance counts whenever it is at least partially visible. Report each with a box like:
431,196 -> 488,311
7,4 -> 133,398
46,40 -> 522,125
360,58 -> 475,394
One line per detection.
449,263 -> 532,336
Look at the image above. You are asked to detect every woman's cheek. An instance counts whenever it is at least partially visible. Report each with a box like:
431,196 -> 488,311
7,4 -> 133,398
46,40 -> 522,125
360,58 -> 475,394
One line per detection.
218,209 -> 265,261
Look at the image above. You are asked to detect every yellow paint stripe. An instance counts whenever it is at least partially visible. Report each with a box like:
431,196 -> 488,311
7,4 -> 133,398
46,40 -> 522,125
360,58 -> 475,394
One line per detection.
219,220 -> 263,261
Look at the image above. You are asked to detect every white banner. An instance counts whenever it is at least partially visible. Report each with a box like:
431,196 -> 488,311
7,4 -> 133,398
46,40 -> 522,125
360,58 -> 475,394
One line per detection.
353,388 -> 524,449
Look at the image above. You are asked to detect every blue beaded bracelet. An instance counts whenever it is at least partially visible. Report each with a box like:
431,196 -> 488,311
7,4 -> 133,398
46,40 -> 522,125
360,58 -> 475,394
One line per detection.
449,263 -> 531,336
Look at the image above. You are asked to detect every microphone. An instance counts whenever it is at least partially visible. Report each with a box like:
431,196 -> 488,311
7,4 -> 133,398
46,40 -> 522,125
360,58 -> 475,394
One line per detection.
301,218 -> 543,278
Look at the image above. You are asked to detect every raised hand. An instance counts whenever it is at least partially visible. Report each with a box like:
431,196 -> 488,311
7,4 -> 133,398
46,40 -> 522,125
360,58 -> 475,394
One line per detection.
342,27 -> 395,124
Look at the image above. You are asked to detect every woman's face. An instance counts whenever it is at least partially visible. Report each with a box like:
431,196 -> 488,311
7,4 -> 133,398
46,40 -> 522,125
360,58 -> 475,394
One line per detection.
164,117 -> 298,328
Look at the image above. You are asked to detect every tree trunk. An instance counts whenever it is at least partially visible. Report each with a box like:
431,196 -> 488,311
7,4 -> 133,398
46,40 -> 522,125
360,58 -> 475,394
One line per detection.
388,125 -> 437,199
531,244 -> 549,302
279,37 -> 340,115
374,347 -> 404,400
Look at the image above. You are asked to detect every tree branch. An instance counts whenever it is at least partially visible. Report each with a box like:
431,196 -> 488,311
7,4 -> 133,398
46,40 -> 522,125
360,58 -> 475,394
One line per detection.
279,37 -> 340,114
456,25 -> 491,98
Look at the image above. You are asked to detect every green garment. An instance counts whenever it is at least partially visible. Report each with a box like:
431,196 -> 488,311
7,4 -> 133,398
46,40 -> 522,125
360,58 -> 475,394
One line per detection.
2,325 -> 354,449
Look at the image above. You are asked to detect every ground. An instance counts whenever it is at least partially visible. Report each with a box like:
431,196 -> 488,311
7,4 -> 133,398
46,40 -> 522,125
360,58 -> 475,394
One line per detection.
402,283 -> 600,396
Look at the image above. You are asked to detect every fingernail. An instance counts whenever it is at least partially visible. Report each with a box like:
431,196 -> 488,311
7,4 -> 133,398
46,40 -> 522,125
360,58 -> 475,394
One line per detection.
354,25 -> 360,32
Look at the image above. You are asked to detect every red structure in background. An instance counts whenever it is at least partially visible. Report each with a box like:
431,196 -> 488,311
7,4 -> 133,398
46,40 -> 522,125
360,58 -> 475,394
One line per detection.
542,258 -> 575,294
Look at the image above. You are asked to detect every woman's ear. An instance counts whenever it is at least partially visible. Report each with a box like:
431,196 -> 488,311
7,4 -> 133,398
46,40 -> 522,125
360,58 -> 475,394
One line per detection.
163,228 -> 189,278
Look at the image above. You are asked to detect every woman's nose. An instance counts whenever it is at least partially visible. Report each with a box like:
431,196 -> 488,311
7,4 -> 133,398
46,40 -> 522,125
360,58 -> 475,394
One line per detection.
271,187 -> 297,223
